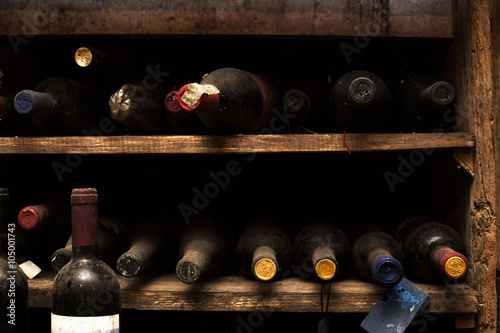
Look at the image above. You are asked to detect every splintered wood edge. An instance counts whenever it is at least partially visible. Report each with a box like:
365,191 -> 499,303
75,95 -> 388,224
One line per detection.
0,133 -> 475,154
29,271 -> 478,313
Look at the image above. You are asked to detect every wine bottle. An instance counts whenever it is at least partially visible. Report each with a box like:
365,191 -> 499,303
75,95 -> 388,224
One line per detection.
350,225 -> 404,287
109,82 -> 171,134
392,74 -> 455,132
176,217 -> 234,284
330,70 -> 391,132
177,67 -> 279,134
164,88 -> 210,134
293,221 -> 351,281
0,188 -> 29,333
51,188 -> 121,332
50,217 -> 130,272
74,46 -> 111,70
14,77 -> 102,135
17,192 -> 69,231
236,219 -> 292,281
396,216 -> 468,282
116,218 -> 180,277
281,80 -> 330,133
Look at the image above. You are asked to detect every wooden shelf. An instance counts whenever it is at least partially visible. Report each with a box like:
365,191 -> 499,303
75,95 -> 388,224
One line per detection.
0,0 -> 452,38
0,133 -> 474,154
29,271 -> 478,313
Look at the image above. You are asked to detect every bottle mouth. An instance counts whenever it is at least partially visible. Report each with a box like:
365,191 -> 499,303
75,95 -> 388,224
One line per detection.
315,258 -> 337,280
254,258 -> 277,281
17,207 -> 40,231
176,260 -> 201,284
349,77 -> 376,104
71,188 -> 98,204
75,47 -> 93,67
117,253 -> 142,277
282,89 -> 310,114
444,254 -> 468,279
372,257 -> 404,287
430,81 -> 455,106
165,90 -> 182,113
14,91 -> 35,115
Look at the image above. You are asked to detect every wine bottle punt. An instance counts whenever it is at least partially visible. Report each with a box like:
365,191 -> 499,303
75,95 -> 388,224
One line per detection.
177,67 -> 279,134
293,221 -> 351,281
116,218 -> 180,277
14,77 -> 102,136
51,189 -> 121,332
396,216 -> 468,283
50,217 -> 130,272
351,225 -> 404,287
236,219 -> 292,281
330,70 -> 391,132
392,74 -> 455,132
0,188 -> 29,333
176,217 -> 234,284
109,82 -> 171,134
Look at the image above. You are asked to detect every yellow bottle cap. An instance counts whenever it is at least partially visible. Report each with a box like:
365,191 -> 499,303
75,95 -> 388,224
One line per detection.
254,258 -> 277,281
75,47 -> 93,67
316,259 -> 337,280
444,256 -> 468,278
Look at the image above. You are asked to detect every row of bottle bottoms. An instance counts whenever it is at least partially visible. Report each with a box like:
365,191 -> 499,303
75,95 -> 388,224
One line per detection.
7,188 -> 469,287
0,47 -> 456,136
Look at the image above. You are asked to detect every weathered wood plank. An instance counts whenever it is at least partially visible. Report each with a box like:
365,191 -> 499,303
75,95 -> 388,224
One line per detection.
453,0 -> 498,332
0,133 -> 475,155
0,0 -> 452,38
29,271 -> 478,313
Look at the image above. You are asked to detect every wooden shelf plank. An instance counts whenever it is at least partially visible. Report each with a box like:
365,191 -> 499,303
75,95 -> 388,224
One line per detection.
0,0 -> 452,38
29,271 -> 478,313
0,133 -> 474,155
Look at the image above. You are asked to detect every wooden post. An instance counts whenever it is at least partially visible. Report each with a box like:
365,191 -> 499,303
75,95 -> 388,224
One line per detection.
453,0 -> 498,332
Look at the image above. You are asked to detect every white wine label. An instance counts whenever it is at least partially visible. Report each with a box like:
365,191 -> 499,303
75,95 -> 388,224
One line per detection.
51,313 -> 119,333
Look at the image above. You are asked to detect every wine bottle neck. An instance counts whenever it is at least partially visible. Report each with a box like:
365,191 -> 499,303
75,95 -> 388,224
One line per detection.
71,189 -> 99,248
72,244 -> 99,259
252,245 -> 277,281
312,246 -> 337,280
282,89 -> 311,116
417,81 -> 455,114
178,83 -> 220,114
14,90 -> 57,116
432,246 -> 468,280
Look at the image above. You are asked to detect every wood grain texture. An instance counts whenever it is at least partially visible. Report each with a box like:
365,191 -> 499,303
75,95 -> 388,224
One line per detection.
29,271 -> 478,313
0,133 -> 474,154
0,0 -> 451,38
453,0 -> 498,332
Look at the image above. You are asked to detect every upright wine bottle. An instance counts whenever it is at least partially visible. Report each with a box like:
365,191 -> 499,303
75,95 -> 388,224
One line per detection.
392,74 -> 455,132
50,217 -> 130,272
0,188 -> 29,333
330,70 -> 391,132
293,221 -> 351,281
116,218 -> 180,277
396,216 -> 468,282
14,77 -> 102,135
109,82 -> 171,134
176,217 -> 234,284
236,219 -> 292,281
350,225 -> 404,287
51,188 -> 121,332
177,67 -> 279,134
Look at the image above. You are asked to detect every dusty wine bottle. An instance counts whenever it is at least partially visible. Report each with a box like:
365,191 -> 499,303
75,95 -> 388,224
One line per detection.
236,219 -> 292,281
51,189 -> 121,332
396,216 -> 468,283
330,70 -> 391,132
50,217 -> 130,272
14,77 -> 102,135
75,46 -> 111,70
293,221 -> 351,281
350,225 -> 404,287
17,192 -> 69,231
281,80 -> 330,133
116,218 -> 180,277
177,67 -> 279,134
0,188 -> 29,333
176,217 -> 234,284
109,82 -> 171,134
392,74 -> 455,132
